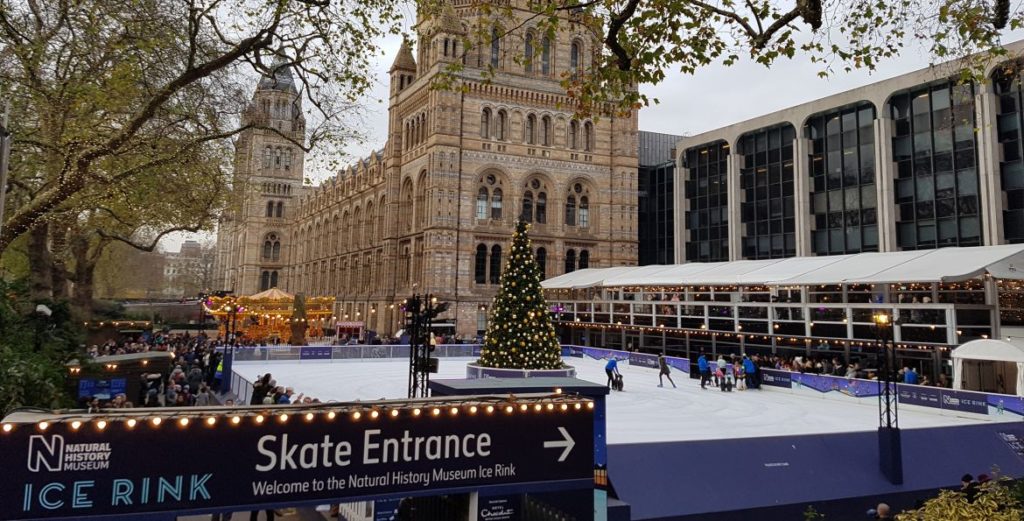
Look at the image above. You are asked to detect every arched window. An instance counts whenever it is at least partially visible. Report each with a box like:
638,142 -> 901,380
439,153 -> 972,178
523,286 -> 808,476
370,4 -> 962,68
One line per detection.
584,121 -> 593,152
263,147 -> 272,167
270,271 -> 279,288
274,147 -> 282,167
497,110 -> 507,140
579,250 -> 589,269
477,187 -> 489,219
570,41 -> 580,77
579,196 -> 590,228
565,195 -> 577,226
490,26 -> 500,68
491,188 -> 503,219
525,114 -> 536,144
272,241 -> 281,260
489,245 -> 502,284
536,247 -> 547,279
524,33 -> 534,73
537,192 -> 547,223
480,108 -> 491,139
444,38 -> 450,57
565,249 -> 576,274
541,36 -> 551,75
276,201 -> 284,218
266,201 -> 274,217
283,148 -> 292,170
263,240 -> 273,259
260,271 -> 271,291
570,120 -> 579,149
475,244 -> 487,283
522,190 -> 534,222
541,116 -> 551,146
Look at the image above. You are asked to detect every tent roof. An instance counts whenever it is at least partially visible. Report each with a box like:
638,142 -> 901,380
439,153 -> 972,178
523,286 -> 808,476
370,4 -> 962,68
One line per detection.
951,339 -> 1024,363
540,245 -> 1024,289
245,288 -> 294,300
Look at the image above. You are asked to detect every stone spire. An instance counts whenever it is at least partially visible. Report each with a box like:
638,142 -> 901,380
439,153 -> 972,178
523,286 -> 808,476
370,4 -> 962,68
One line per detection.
390,39 -> 417,73
258,54 -> 298,93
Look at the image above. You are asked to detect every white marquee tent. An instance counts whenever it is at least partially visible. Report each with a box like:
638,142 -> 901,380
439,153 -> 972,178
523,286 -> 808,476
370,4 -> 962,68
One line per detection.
952,339 -> 1024,396
542,244 -> 1024,289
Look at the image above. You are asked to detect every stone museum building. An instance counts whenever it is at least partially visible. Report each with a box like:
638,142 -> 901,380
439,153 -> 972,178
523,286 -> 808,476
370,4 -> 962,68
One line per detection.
214,1 -> 640,338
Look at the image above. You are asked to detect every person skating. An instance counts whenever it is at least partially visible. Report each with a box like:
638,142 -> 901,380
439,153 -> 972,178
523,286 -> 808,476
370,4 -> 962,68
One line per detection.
658,354 -> 676,388
698,352 -> 710,389
716,354 -> 732,391
605,357 -> 621,389
743,355 -> 757,389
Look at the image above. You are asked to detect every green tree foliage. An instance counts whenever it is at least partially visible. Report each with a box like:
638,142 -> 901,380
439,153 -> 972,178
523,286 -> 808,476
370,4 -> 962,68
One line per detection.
422,0 -> 1024,117
0,0 -> 404,254
897,478 -> 1023,520
478,221 -> 562,370
0,280 -> 83,417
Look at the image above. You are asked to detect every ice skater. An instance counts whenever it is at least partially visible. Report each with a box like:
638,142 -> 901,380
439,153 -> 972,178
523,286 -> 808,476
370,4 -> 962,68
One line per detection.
605,357 -> 621,390
698,352 -> 710,389
658,354 -> 676,388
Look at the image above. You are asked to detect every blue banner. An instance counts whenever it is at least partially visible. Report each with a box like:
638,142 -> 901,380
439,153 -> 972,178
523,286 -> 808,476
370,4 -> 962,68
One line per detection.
77,379 -> 126,400
759,369 -> 792,389
628,353 -> 659,370
940,389 -> 989,415
0,403 -> 594,519
897,384 -> 942,408
299,346 -> 333,360
665,356 -> 690,374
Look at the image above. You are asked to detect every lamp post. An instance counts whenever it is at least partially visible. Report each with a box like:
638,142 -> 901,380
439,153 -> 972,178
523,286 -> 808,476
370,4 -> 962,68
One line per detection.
873,311 -> 903,485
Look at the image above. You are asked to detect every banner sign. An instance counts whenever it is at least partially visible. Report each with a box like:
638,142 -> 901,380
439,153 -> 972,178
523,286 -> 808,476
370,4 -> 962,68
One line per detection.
759,369 -> 792,389
665,356 -> 690,374
477,494 -> 521,521
791,373 -> 881,398
628,353 -> 659,370
938,389 -> 989,415
77,379 -> 126,400
896,384 -> 942,409
299,346 -> 333,360
0,406 -> 593,519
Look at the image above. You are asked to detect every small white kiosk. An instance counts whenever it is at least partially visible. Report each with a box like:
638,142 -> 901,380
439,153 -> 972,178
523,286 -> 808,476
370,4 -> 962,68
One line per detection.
952,339 -> 1024,395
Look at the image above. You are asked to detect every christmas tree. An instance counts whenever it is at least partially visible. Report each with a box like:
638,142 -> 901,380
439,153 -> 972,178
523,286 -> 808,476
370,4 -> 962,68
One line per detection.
478,220 -> 563,369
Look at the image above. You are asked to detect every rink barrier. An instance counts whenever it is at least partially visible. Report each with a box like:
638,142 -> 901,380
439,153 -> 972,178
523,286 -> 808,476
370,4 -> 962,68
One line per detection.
758,368 -> 1024,421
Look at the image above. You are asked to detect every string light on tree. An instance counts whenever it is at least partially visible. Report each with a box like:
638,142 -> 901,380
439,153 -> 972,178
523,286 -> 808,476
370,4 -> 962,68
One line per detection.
478,221 -> 563,370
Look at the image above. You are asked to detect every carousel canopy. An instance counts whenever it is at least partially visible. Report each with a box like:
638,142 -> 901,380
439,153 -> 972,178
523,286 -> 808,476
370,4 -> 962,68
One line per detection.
245,288 -> 294,300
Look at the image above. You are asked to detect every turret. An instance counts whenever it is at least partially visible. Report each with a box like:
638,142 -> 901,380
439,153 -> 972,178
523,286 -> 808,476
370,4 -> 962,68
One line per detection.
389,39 -> 417,97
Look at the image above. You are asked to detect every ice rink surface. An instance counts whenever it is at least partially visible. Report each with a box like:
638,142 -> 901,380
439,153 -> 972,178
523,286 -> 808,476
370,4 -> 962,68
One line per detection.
235,357 -> 983,444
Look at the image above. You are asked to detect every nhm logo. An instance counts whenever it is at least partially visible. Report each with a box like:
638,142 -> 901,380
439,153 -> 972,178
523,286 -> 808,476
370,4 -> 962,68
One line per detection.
27,435 -> 64,472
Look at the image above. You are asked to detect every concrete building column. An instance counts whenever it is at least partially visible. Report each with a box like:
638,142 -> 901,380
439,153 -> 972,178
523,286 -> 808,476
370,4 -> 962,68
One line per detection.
727,153 -> 743,260
675,162 -> 690,263
793,137 -> 812,256
873,117 -> 898,251
975,88 -> 1005,245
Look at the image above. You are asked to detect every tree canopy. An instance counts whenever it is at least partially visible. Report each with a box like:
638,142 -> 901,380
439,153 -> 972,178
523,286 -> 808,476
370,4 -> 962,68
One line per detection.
0,0 -> 405,254
422,0 -> 1024,116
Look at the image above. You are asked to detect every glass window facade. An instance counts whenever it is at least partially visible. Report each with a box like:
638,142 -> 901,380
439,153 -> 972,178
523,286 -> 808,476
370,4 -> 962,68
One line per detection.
739,125 -> 796,259
891,80 -> 981,249
806,102 -> 878,255
995,63 -> 1024,243
683,141 -> 728,262
639,162 -> 676,264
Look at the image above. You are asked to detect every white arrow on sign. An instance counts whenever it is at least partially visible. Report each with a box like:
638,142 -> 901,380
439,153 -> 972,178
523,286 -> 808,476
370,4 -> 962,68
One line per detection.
543,427 -> 576,462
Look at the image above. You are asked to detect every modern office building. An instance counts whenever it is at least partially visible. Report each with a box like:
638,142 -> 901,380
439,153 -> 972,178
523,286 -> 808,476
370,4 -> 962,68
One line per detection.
543,42 -> 1024,377
638,131 -> 684,265
674,40 -> 1024,262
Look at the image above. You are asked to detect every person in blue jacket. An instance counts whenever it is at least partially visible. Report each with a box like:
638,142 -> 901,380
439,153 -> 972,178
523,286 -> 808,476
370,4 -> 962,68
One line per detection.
742,355 -> 757,389
697,353 -> 710,389
605,357 -> 620,389
903,366 -> 919,385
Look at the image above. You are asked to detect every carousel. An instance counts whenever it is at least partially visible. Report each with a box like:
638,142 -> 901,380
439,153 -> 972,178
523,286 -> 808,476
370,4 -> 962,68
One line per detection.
204,288 -> 336,344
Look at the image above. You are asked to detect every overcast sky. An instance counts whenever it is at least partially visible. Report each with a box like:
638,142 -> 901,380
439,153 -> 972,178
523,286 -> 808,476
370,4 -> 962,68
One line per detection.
165,23 -> 1024,252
